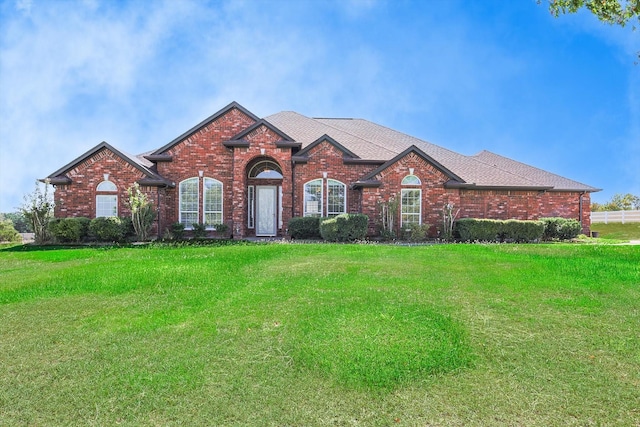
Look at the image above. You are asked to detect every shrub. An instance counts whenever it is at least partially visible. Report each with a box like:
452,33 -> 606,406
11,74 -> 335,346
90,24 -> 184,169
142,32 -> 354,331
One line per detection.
0,219 -> 21,243
558,219 -> 582,240
320,214 -> 368,242
166,222 -> 185,240
500,219 -> 544,243
48,217 -> 90,243
540,217 -> 582,241
192,223 -> 207,239
20,180 -> 54,244
211,223 -> 229,234
401,223 -> 431,242
127,183 -> 156,241
288,217 -> 322,239
455,218 -> 502,242
455,218 -> 544,243
89,217 -> 125,242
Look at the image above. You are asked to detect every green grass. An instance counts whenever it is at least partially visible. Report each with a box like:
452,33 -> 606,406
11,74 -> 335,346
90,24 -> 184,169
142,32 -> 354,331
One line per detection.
1,243 -> 639,426
591,222 -> 640,240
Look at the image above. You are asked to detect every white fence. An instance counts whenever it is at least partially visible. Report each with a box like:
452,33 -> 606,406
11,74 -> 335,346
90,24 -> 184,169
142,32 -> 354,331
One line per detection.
591,210 -> 640,224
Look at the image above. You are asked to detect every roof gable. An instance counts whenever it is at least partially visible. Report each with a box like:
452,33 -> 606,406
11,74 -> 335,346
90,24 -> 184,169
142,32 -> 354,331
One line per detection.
362,145 -> 465,183
295,134 -> 359,159
45,141 -> 172,187
152,101 -> 260,155
225,119 -> 296,145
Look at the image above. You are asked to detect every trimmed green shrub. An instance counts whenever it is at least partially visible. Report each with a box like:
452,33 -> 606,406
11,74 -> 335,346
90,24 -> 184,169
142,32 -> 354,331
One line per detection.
0,219 -> 21,243
501,219 -> 544,243
540,217 -> 582,241
48,217 -> 90,243
455,218 -> 544,243
89,217 -> 125,242
320,214 -> 368,242
455,218 -> 502,242
288,216 -> 322,239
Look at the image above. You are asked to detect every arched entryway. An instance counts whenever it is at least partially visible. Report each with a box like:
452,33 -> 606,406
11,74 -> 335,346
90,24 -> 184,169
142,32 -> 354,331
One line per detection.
246,158 -> 283,237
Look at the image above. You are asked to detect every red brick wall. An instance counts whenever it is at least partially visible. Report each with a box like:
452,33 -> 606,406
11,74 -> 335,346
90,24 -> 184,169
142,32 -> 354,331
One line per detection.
361,152 -> 452,234
52,110 -> 593,238
155,107 -> 256,235
230,125 -> 294,237
292,141 -> 376,219
53,148 -> 157,226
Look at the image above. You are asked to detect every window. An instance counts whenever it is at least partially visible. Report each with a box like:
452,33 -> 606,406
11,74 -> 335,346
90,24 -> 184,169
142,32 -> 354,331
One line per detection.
97,180 -> 117,191
304,179 -> 323,217
401,175 -> 421,185
248,160 -> 283,179
401,189 -> 421,226
327,179 -> 346,216
96,195 -> 117,217
96,180 -> 117,217
179,178 -> 199,228
247,186 -> 255,229
203,178 -> 223,228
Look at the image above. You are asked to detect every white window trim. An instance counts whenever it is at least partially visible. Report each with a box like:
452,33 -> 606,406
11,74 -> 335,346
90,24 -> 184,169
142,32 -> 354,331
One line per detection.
96,194 -> 118,218
203,177 -> 223,229
400,188 -> 422,227
401,175 -> 421,185
179,177 -> 199,229
303,178 -> 324,217
327,179 -> 347,216
247,185 -> 255,229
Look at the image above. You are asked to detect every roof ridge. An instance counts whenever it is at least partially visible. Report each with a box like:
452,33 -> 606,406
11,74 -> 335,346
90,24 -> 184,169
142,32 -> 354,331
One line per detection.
471,150 -> 541,186
474,150 -> 597,190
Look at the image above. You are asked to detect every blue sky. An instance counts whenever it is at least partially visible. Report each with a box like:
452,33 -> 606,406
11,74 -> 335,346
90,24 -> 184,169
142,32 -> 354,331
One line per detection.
0,0 -> 638,212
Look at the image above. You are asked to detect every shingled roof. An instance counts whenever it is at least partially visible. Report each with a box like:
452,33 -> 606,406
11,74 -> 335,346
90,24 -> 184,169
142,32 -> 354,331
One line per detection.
266,111 -> 598,192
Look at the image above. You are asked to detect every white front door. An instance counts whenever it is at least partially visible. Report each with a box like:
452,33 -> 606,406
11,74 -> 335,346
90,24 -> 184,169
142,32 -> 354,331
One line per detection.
256,186 -> 277,236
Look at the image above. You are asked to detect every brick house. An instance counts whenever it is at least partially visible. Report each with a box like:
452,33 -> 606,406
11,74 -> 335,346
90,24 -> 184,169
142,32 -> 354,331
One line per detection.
44,101 -> 599,238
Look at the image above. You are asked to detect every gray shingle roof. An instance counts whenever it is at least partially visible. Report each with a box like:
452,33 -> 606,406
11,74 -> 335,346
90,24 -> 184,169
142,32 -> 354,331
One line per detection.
266,111 -> 598,192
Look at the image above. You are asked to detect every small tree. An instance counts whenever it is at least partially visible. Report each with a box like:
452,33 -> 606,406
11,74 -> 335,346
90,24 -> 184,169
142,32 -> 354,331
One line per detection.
378,194 -> 399,239
19,180 -> 54,244
442,203 -> 460,242
126,183 -> 156,241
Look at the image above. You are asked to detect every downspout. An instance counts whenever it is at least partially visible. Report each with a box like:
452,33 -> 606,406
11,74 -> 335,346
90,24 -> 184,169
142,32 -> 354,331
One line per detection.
579,191 -> 585,233
291,160 -> 296,230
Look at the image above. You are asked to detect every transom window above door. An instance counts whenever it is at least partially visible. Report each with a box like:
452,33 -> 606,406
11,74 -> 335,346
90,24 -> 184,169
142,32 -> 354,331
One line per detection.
248,160 -> 283,179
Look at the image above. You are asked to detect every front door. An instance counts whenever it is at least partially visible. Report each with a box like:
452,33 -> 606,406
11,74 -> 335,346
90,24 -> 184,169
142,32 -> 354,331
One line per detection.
256,186 -> 277,236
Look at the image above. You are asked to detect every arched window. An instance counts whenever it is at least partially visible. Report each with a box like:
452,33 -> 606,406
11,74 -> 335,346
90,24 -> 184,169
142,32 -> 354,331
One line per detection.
304,179 -> 323,217
179,178 -> 199,228
97,180 -> 117,191
203,178 -> 223,228
248,160 -> 283,179
401,175 -> 421,185
401,174 -> 421,226
96,180 -> 117,217
327,179 -> 346,216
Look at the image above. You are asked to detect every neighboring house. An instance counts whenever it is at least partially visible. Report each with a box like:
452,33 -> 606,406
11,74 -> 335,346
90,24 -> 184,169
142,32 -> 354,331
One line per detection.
44,101 -> 599,238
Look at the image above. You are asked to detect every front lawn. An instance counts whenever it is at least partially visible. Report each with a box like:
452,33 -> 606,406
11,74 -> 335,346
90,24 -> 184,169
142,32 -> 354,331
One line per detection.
0,243 -> 638,426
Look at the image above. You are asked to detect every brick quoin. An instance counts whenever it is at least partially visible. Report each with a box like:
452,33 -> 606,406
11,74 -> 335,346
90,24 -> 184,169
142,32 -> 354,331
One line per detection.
47,103 -> 595,238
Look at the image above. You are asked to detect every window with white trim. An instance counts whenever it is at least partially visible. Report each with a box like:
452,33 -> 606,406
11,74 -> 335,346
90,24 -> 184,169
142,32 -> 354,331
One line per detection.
247,186 -> 255,229
401,189 -> 421,226
96,180 -> 117,217
203,178 -> 223,228
327,179 -> 346,216
401,175 -> 421,185
179,178 -> 199,228
401,174 -> 422,226
304,179 -> 323,217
